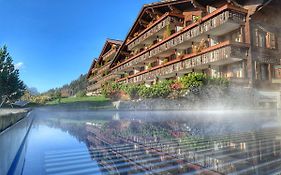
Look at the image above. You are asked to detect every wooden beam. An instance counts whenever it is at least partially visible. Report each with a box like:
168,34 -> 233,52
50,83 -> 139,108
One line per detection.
191,0 -> 205,10
120,51 -> 130,56
145,10 -> 157,20
168,5 -> 182,14
150,8 -> 164,16
138,19 -> 149,27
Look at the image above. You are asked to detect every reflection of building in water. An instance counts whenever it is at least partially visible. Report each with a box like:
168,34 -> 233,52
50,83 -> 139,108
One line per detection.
37,112 -> 281,174
85,118 -> 281,175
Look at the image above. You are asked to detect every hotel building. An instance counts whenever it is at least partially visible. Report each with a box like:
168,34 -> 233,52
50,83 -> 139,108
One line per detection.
87,0 -> 281,95
87,39 -> 122,96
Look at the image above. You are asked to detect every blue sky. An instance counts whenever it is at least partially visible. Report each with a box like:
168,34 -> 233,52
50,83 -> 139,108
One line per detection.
0,0 -> 155,92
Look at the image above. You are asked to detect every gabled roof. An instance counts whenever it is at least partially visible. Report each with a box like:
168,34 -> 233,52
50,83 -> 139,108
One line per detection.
256,0 -> 275,11
110,0 -> 199,68
107,39 -> 123,45
87,59 -> 97,79
87,39 -> 122,79
96,38 -> 122,65
127,0 -> 199,41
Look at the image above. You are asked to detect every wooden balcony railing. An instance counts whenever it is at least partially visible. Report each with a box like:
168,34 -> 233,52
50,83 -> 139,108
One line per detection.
118,42 -> 249,84
102,48 -> 117,61
112,4 -> 247,74
97,64 -> 110,75
87,83 -> 101,91
93,73 -> 103,81
127,13 -> 184,51
88,76 -> 97,83
87,74 -> 116,91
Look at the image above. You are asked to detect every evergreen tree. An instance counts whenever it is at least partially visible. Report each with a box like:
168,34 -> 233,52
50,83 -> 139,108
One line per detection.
0,46 -> 26,106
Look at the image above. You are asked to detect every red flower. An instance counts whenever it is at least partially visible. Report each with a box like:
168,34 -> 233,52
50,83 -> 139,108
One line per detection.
171,82 -> 182,91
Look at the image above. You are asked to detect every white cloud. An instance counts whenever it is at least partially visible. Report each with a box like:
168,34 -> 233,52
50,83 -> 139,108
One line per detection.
15,62 -> 24,70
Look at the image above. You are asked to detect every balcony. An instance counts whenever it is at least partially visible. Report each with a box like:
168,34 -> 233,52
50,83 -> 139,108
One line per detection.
87,83 -> 102,91
101,74 -> 116,83
120,42 -> 249,84
102,47 -> 117,62
88,74 -> 116,91
127,13 -> 184,51
88,76 -> 97,83
97,64 -> 110,75
113,4 -> 247,75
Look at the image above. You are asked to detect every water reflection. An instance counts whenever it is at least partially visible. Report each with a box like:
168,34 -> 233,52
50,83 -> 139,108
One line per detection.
23,109 -> 281,174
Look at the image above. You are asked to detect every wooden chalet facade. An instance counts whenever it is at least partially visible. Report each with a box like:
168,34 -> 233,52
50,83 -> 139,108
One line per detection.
87,39 -> 122,96
87,0 -> 281,95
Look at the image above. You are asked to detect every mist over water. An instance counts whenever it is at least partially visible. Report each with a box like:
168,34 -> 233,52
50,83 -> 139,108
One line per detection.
5,100 -> 276,175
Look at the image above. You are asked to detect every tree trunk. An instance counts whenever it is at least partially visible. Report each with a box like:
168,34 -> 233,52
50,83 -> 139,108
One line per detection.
0,96 -> 7,108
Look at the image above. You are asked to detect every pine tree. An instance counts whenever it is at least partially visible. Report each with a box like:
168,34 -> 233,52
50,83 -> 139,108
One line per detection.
0,46 -> 26,106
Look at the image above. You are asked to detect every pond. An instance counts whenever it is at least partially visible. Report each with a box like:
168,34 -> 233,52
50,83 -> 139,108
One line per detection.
3,107 -> 281,175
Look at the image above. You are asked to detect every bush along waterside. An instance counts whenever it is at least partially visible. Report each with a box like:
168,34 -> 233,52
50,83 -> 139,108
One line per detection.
102,73 -> 229,100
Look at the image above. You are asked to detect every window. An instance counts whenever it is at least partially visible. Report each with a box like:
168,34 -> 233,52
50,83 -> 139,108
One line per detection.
259,32 -> 266,48
266,32 -> 276,49
255,29 -> 259,47
260,63 -> 269,80
185,20 -> 192,27
255,29 -> 277,49
255,29 -> 266,47
274,66 -> 281,79
140,66 -> 145,72
232,28 -> 243,43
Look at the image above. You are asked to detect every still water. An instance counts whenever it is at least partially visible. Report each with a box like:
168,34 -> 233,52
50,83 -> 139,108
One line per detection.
9,108 -> 281,174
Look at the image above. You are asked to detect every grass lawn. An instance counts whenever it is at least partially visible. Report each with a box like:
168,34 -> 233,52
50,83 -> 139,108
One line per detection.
46,96 -> 110,105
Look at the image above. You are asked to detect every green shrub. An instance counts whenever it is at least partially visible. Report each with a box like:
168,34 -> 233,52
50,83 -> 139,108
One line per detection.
179,73 -> 207,89
138,80 -> 172,98
101,74 -> 229,100
151,80 -> 172,98
121,84 -> 140,99
102,81 -> 118,97
76,90 -> 87,97
179,73 -> 229,95
138,85 -> 153,98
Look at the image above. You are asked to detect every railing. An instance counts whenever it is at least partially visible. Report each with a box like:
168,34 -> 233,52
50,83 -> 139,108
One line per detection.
127,13 -> 183,51
101,74 -> 116,83
121,43 -> 248,84
87,83 -> 102,91
112,5 -> 246,74
102,48 -> 117,61
98,64 -> 110,75
93,73 -> 103,81
87,74 -> 116,91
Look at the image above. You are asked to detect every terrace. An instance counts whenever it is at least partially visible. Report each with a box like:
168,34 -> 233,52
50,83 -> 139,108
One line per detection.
102,46 -> 118,62
87,74 -> 116,91
97,63 -> 110,75
118,41 -> 249,84
87,83 -> 101,91
112,4 -> 247,76
127,13 -> 184,51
